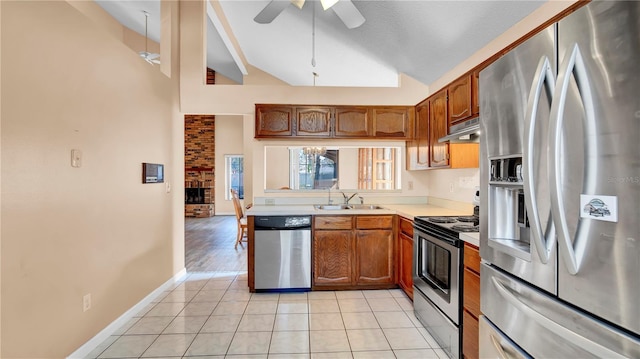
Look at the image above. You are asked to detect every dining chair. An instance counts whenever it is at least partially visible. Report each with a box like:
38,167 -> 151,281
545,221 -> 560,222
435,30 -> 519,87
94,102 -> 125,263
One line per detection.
230,189 -> 248,249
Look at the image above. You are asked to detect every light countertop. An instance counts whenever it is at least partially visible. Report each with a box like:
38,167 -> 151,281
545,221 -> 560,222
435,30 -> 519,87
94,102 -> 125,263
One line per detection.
246,203 -> 472,218
460,232 -> 480,247
246,203 -> 479,246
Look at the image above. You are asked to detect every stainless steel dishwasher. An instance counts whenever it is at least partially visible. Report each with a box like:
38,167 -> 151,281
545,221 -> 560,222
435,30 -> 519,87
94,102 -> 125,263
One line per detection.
254,215 -> 312,291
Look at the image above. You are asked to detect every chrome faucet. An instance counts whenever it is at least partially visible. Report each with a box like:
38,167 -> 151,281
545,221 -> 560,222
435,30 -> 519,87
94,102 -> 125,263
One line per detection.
341,192 -> 359,204
358,196 -> 364,204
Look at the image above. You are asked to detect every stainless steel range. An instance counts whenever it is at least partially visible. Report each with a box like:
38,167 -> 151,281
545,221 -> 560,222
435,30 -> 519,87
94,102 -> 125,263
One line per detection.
413,212 -> 478,359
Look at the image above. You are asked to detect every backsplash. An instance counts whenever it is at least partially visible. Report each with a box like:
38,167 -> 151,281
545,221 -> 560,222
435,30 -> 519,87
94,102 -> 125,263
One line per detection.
426,168 -> 480,203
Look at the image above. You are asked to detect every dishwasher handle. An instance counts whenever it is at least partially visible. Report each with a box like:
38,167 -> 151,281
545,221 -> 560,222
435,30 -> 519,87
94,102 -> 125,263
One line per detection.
254,216 -> 312,230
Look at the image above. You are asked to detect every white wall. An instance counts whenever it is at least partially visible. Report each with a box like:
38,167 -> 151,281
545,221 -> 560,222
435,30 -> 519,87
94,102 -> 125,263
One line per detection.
1,1 -> 177,357
214,115 -> 244,214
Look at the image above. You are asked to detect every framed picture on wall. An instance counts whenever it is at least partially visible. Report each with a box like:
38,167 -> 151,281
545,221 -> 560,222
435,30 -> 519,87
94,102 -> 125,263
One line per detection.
142,163 -> 164,183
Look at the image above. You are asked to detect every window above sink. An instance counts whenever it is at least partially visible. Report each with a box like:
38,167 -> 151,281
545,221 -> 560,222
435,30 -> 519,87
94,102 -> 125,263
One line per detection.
264,146 -> 402,192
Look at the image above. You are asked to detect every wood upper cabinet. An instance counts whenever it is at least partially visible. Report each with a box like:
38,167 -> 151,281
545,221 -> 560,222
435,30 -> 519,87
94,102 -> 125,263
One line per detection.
255,104 -> 412,139
407,101 -> 429,170
371,107 -> 413,139
397,216 -> 414,299
472,69 -> 480,116
429,89 -> 450,167
448,74 -> 473,126
255,105 -> 294,137
334,106 -> 371,137
295,106 -> 333,137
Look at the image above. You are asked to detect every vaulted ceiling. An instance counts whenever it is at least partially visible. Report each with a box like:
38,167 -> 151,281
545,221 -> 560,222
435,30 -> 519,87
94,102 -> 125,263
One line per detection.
95,0 -> 546,87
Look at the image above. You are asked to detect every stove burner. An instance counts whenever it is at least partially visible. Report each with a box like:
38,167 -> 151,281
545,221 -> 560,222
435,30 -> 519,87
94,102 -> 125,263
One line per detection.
451,224 -> 480,232
457,216 -> 478,223
427,217 -> 457,223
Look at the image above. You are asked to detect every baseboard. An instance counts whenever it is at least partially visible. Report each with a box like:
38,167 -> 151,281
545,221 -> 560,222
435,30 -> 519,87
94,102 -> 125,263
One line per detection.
67,268 -> 187,358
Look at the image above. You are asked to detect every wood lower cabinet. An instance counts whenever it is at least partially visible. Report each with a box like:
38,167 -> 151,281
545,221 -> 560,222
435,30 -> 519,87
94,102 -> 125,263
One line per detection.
313,229 -> 354,286
313,215 -> 395,289
397,216 -> 414,299
463,309 -> 480,359
463,242 -> 481,359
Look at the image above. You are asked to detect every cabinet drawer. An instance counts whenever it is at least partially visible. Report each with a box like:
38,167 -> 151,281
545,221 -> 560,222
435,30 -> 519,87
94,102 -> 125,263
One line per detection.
398,217 -> 414,237
315,216 -> 353,230
462,309 -> 479,359
464,243 -> 480,274
356,215 -> 393,229
463,267 -> 481,318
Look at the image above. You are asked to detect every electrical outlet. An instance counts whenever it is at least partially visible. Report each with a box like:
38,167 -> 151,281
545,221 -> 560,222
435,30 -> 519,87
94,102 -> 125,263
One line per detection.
450,183 -> 455,193
408,181 -> 414,190
265,198 -> 275,205
83,294 -> 91,312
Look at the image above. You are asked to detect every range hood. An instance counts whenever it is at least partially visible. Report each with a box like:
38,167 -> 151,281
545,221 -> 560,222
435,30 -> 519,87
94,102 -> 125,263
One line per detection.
438,117 -> 480,143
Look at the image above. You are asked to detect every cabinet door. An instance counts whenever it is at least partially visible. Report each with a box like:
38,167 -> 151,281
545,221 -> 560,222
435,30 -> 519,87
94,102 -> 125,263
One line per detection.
355,229 -> 394,285
295,107 -> 333,137
448,74 -> 472,126
334,107 -> 371,137
471,69 -> 480,116
413,100 -> 430,169
462,309 -> 480,359
463,267 -> 481,318
255,105 -> 294,137
398,232 -> 414,299
429,90 -> 450,167
313,230 -> 354,286
371,107 -> 412,138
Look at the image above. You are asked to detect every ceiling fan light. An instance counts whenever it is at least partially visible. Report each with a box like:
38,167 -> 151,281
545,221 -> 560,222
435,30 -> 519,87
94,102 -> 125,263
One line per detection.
291,0 -> 305,10
321,0 -> 339,10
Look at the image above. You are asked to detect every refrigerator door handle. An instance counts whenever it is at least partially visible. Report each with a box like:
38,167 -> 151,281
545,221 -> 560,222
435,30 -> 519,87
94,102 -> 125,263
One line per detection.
489,332 -> 514,359
523,55 -> 556,264
548,43 -> 598,275
491,276 -> 626,359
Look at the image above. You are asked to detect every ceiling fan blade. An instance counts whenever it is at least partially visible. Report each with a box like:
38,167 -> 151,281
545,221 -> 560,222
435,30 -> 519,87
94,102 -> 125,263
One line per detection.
254,0 -> 290,24
151,59 -> 161,65
147,53 -> 160,60
332,0 -> 365,29
291,0 -> 305,10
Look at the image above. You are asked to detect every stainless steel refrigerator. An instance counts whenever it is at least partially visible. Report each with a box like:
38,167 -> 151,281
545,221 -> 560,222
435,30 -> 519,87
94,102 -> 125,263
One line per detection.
479,2 -> 640,357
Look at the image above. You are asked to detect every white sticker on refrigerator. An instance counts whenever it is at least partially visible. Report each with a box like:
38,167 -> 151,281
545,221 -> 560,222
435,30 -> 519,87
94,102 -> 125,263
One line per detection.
580,195 -> 618,222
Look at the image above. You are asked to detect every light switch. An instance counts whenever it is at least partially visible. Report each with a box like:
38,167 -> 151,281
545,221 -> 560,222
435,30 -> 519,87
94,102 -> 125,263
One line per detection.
71,149 -> 82,168
166,181 -> 171,193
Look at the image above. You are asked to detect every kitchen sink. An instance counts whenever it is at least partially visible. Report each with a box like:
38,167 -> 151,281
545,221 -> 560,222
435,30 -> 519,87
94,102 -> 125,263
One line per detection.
313,204 -> 352,210
313,204 -> 385,210
349,204 -> 385,210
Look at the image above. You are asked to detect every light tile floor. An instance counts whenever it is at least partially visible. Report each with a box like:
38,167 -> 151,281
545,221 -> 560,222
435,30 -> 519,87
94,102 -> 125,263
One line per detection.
84,271 -> 449,359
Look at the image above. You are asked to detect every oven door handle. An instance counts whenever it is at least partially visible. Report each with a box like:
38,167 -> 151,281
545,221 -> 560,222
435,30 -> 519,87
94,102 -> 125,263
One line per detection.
423,276 -> 447,294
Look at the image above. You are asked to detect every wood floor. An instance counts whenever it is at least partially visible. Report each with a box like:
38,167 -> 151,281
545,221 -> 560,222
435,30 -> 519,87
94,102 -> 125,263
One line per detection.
185,215 -> 248,272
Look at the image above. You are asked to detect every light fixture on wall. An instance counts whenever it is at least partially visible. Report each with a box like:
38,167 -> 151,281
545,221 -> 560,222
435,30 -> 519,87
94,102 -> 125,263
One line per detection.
303,147 -> 327,156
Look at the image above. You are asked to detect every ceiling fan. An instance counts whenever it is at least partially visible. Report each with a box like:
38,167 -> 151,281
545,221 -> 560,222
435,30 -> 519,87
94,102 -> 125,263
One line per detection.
139,11 -> 160,65
254,0 -> 365,29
